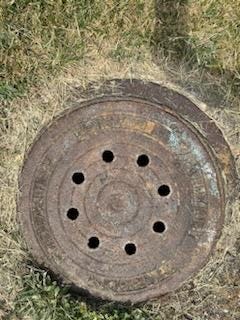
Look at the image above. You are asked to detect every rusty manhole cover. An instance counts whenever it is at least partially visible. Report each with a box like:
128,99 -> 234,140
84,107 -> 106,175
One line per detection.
18,80 -> 236,303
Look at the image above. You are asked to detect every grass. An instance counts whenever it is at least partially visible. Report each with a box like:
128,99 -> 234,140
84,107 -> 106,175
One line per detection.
1,0 -> 240,100
10,270 -> 150,320
0,0 -> 240,319
0,0 -> 154,100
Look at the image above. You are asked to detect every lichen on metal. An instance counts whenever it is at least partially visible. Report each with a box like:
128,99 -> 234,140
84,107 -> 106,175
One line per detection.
18,80 -> 237,303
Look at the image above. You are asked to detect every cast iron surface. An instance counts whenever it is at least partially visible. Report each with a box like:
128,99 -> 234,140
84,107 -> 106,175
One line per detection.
18,80 -> 237,303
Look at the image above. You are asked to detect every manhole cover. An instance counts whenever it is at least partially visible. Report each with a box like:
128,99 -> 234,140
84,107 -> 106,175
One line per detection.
18,80 -> 237,303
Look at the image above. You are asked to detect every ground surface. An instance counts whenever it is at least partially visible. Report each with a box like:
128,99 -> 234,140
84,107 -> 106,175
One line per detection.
0,1 -> 240,319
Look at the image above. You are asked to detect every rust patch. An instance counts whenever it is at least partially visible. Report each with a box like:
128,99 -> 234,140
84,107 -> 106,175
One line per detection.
18,80 -> 237,303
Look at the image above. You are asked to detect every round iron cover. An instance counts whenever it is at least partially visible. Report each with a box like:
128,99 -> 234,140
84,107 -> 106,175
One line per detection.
18,80 -> 237,303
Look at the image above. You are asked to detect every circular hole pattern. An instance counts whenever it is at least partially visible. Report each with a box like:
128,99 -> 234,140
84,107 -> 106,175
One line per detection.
72,172 -> 85,184
158,185 -> 171,196
69,153 -> 170,254
137,154 -> 149,167
88,237 -> 100,249
125,243 -> 137,255
102,150 -> 114,163
153,221 -> 166,233
67,208 -> 79,220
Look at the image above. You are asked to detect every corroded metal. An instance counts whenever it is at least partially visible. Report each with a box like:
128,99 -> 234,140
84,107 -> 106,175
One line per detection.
18,80 -> 237,303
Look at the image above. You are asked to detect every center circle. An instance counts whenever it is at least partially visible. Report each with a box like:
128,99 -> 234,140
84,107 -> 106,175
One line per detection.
97,181 -> 139,225
84,167 -> 154,237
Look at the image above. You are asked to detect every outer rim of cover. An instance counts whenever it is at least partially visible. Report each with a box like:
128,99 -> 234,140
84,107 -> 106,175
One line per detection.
17,79 -> 238,303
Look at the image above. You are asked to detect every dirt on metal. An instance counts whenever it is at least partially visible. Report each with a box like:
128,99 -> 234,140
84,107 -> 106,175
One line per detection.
17,80 -> 237,303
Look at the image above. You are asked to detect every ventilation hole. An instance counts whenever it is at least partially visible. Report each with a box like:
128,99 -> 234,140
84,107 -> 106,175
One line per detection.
67,208 -> 79,220
88,237 -> 100,249
158,185 -> 171,196
72,172 -> 85,184
153,221 -> 166,233
102,150 -> 114,163
125,243 -> 137,255
137,154 -> 149,167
